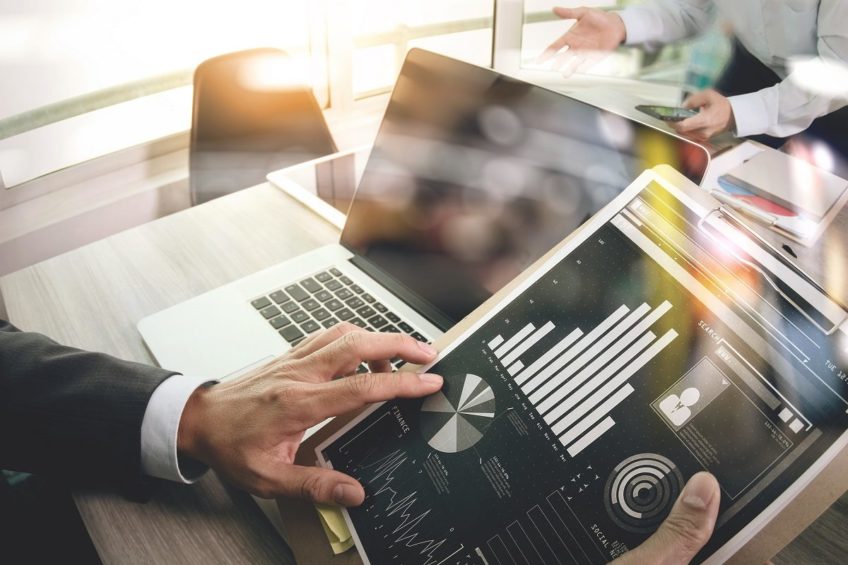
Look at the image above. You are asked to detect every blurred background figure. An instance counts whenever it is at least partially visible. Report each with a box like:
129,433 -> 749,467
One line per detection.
541,1 -> 848,155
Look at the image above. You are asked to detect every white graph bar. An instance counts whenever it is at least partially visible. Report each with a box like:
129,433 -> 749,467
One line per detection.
508,361 -> 524,376
508,520 -> 542,563
520,305 -> 629,396
543,332 -> 654,426
494,323 -> 535,358
536,323 -> 653,416
551,329 -> 679,436
567,416 -> 616,457
527,505 -> 575,564
533,303 -> 652,411
514,328 -> 583,386
486,535 -> 512,565
501,321 -> 555,367
488,335 -> 505,350
559,384 -> 635,447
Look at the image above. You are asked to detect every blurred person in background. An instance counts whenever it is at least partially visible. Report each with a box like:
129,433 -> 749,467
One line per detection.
541,1 -> 848,157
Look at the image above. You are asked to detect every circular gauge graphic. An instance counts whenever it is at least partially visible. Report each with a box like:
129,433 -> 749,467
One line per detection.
604,453 -> 684,534
420,373 -> 495,453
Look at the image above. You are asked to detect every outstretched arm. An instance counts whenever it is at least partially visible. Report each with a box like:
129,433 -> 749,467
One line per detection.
541,1 -> 714,74
617,0 -> 714,47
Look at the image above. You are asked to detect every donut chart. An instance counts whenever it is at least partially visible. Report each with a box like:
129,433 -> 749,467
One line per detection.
604,453 -> 684,534
420,373 -> 495,453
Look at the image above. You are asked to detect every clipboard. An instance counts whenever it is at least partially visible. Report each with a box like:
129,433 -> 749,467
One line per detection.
276,166 -> 848,565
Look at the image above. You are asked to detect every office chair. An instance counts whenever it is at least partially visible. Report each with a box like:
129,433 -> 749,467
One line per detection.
190,48 -> 338,205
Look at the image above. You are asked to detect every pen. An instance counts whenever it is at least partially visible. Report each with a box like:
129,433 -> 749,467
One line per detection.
710,190 -> 777,225
709,190 -> 812,239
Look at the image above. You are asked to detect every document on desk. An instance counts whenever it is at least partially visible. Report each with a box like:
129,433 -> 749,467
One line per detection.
704,142 -> 848,246
317,170 -> 848,564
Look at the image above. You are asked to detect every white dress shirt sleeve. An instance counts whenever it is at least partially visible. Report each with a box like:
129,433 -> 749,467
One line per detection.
617,0 -> 714,48
140,375 -> 213,483
729,0 -> 848,138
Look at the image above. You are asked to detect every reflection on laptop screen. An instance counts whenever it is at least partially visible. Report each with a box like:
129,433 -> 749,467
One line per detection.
342,49 -> 709,326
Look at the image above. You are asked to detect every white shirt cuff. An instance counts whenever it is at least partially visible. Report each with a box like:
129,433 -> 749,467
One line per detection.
140,375 -> 213,483
728,91 -> 772,138
616,8 -> 657,46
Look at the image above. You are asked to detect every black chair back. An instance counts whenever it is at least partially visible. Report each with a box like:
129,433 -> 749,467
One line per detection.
190,48 -> 337,204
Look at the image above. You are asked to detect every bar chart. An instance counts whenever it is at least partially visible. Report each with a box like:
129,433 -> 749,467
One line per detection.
487,302 -> 678,457
481,487 -> 601,565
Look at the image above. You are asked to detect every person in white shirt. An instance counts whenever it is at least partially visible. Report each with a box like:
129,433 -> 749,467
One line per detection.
2,320 -> 721,563
541,1 -> 848,156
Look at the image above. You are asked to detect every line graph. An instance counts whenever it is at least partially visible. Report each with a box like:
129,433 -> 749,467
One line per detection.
360,449 -> 465,565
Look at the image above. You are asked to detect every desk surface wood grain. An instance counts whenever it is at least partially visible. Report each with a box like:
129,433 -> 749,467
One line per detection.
1,183 -> 338,564
1,181 -> 846,563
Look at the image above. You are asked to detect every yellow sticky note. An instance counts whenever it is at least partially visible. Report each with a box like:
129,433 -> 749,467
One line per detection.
315,503 -> 354,554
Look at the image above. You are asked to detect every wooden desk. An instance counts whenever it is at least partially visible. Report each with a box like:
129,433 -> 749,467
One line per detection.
0,183 -> 337,563
1,180 -> 847,563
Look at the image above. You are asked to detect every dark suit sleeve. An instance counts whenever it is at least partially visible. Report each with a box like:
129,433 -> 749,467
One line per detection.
0,319 -> 176,491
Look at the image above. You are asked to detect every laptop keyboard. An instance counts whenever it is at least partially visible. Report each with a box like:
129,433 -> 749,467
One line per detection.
250,267 -> 432,372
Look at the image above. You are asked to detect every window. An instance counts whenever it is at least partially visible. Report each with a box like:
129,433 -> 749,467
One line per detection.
0,0 -> 497,192
348,0 -> 494,98
0,1 -> 729,194
0,0 -> 318,190
0,2 -> 313,121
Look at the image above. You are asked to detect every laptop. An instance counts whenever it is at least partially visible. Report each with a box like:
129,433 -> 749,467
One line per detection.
138,49 -> 709,401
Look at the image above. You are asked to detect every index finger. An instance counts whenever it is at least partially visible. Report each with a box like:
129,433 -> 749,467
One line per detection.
300,331 -> 438,378
539,32 -> 574,63
553,7 -> 589,20
304,371 -> 444,423
538,6 -> 588,62
682,91 -> 710,109
285,322 -> 367,360
674,113 -> 709,133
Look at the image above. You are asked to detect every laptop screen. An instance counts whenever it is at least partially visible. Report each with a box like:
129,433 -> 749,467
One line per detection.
341,49 -> 709,327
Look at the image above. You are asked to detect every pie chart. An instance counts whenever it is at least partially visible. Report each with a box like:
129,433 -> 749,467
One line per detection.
420,373 -> 495,453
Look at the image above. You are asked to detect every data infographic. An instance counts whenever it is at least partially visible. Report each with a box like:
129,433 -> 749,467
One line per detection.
318,178 -> 848,565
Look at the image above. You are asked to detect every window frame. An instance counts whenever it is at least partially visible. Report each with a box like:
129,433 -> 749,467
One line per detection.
0,0 -> 502,194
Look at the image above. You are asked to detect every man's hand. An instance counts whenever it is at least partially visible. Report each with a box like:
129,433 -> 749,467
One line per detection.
613,472 -> 721,564
539,7 -> 626,76
175,324 -> 442,506
673,89 -> 735,142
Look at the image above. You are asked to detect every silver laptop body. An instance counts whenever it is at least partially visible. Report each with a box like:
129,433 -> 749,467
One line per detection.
139,47 -> 709,416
